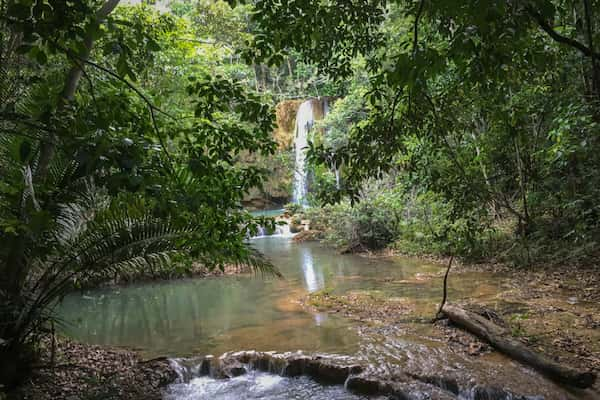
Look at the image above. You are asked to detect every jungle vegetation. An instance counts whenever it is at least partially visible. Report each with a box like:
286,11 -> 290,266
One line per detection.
1,0 -> 600,389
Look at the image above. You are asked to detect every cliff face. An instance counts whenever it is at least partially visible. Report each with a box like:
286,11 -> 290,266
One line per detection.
274,100 -> 303,150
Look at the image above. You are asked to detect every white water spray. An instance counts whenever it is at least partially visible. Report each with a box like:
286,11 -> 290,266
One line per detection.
293,99 -> 329,205
293,100 -> 313,205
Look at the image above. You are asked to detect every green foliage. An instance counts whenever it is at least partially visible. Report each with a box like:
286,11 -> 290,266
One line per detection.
509,313 -> 531,337
0,0 -> 281,385
284,202 -> 302,216
251,0 -> 600,263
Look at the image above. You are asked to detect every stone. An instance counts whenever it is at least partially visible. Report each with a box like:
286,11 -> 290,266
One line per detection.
306,359 -> 363,384
281,355 -> 311,377
200,356 -> 213,376
345,375 -> 383,395
219,359 -> 247,378
250,353 -> 271,372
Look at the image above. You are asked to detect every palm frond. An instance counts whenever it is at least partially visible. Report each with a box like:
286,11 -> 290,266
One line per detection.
228,245 -> 281,278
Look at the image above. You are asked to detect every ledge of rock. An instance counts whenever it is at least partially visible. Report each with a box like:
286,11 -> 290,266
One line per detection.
170,350 -> 551,400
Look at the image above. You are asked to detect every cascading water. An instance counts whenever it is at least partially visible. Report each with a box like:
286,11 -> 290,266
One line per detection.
293,100 -> 314,205
293,98 -> 329,205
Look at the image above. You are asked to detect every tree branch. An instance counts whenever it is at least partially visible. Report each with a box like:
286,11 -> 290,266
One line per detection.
413,0 -> 425,57
35,0 -> 122,182
74,57 -> 176,170
434,255 -> 453,321
526,5 -> 600,59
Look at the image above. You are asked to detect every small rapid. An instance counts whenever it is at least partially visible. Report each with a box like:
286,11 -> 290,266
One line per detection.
164,352 -> 549,400
164,370 -> 374,400
252,223 -> 293,239
57,237 -> 592,400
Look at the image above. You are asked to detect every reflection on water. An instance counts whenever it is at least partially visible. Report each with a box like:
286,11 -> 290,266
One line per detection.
59,237 -> 432,357
299,247 -> 324,293
58,237 -> 593,400
57,237 -> 487,357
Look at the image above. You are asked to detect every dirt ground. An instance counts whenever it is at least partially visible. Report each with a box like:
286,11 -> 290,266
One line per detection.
8,337 -> 176,400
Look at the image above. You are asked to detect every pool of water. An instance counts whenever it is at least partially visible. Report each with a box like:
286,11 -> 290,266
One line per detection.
57,237 -> 594,399
58,237 -> 446,357
250,208 -> 285,218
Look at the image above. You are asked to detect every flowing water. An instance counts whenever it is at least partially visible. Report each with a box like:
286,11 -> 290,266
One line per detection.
163,370 -> 387,400
58,236 -> 593,399
293,100 -> 312,205
293,99 -> 329,205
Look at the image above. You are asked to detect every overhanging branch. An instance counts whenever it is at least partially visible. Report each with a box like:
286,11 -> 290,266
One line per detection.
526,6 -> 600,59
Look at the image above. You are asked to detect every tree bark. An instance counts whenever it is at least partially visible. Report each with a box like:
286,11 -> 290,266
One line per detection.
442,304 -> 596,389
582,0 -> 600,106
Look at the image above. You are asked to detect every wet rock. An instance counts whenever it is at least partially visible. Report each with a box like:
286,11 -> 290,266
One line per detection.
265,352 -> 289,374
408,373 -> 459,395
215,353 -> 248,378
223,351 -> 364,384
281,354 -> 311,377
231,350 -> 256,364
386,380 -> 457,400
200,355 -> 213,376
224,363 -> 246,378
250,353 -> 271,372
468,385 -> 544,400
305,358 -> 363,384
345,375 -> 383,395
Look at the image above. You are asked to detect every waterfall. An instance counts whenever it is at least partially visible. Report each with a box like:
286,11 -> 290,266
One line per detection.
251,220 -> 294,239
293,98 -> 329,205
293,100 -> 313,205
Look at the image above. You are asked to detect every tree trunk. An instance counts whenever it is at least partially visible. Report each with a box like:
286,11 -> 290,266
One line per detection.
35,0 -> 121,181
3,0 -> 121,315
442,304 -> 596,389
582,0 -> 600,103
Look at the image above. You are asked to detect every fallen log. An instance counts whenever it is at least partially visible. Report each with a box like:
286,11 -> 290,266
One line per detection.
442,304 -> 596,389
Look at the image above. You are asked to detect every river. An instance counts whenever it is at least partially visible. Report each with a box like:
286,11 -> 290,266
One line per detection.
57,236 -> 591,399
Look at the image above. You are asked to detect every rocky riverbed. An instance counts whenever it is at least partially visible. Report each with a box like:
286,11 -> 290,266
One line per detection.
165,350 -> 550,399
302,261 -> 600,398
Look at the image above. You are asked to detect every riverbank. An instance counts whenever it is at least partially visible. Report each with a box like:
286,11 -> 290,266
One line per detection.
18,234 -> 598,399
259,223 -> 600,384
302,256 -> 600,392
8,337 -> 176,400
95,262 -> 252,287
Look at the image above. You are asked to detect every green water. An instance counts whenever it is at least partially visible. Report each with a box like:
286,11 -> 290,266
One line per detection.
250,208 -> 284,218
57,236 -> 590,399
58,237 -> 440,357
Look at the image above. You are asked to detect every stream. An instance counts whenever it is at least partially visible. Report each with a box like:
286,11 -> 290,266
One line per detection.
58,236 -> 590,399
